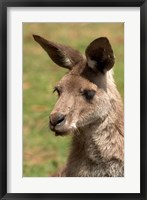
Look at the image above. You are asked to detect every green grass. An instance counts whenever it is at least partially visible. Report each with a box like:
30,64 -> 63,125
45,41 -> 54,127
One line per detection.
23,23 -> 124,177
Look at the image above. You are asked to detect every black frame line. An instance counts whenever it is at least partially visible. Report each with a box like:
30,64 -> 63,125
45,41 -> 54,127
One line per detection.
0,0 -> 147,199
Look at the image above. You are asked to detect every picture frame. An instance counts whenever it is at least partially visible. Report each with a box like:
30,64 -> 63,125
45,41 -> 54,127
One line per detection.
0,0 -> 147,199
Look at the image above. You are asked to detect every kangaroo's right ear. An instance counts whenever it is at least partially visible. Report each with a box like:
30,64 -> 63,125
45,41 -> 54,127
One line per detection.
33,35 -> 83,70
85,37 -> 115,74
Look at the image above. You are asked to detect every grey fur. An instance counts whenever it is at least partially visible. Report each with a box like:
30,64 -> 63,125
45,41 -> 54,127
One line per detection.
33,35 -> 124,177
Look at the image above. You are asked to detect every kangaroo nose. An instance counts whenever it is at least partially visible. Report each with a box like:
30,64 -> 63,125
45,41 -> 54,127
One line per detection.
50,113 -> 66,128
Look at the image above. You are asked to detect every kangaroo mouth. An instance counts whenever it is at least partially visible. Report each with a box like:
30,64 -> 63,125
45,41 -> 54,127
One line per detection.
55,131 -> 68,136
49,121 -> 69,136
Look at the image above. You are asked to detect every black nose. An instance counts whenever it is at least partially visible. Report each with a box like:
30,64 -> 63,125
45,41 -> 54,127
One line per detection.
50,113 -> 65,127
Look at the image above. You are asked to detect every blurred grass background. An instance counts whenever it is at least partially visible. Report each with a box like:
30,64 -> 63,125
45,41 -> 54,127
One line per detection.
23,23 -> 124,177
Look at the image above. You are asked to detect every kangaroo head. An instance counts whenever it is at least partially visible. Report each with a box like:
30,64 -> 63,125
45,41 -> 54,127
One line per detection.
33,35 -> 115,136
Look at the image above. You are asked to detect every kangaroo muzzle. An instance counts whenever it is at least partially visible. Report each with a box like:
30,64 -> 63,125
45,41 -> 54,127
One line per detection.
49,112 -> 66,132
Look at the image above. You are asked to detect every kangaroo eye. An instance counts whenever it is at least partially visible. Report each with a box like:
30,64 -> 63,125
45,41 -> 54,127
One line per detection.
82,90 -> 96,101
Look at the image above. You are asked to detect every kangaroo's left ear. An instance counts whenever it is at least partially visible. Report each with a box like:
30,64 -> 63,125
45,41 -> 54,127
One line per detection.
33,35 -> 83,70
85,37 -> 115,73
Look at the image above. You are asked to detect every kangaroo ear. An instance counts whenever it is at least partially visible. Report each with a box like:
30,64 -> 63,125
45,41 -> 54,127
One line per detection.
85,37 -> 115,73
33,35 -> 83,70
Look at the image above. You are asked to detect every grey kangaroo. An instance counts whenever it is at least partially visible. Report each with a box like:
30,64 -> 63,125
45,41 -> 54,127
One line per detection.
33,35 -> 124,177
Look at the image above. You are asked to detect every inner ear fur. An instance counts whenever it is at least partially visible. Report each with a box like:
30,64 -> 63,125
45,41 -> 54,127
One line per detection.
85,37 -> 115,73
33,35 -> 83,70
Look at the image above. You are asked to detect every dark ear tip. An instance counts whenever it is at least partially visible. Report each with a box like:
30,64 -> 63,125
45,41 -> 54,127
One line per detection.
98,37 -> 108,40
32,34 -> 41,41
94,37 -> 110,43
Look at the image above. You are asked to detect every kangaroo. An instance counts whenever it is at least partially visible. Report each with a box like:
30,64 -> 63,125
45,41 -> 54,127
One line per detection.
33,35 -> 124,177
